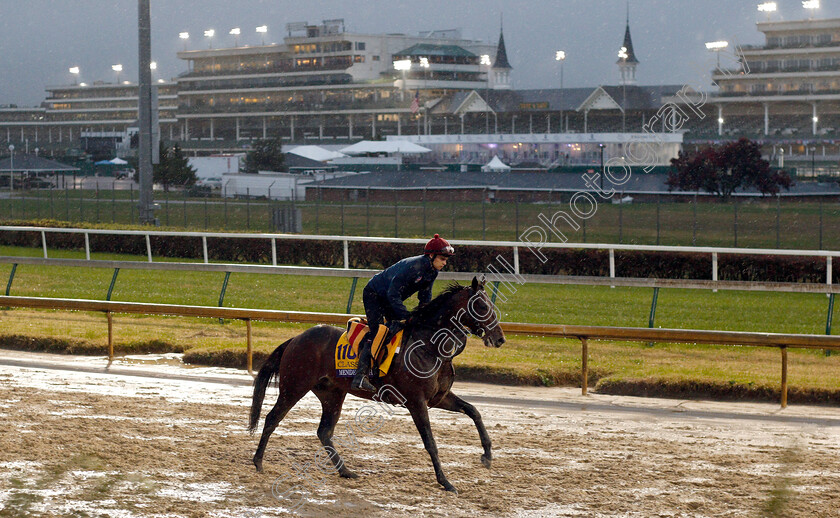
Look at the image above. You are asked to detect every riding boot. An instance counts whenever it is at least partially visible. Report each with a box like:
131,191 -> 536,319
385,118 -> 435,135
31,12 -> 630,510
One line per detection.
351,336 -> 376,392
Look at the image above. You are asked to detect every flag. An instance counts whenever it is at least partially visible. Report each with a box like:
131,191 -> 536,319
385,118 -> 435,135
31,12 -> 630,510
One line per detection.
410,90 -> 420,114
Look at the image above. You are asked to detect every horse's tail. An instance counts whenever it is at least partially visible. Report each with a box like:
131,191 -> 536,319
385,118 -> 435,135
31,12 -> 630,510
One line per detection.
248,338 -> 293,434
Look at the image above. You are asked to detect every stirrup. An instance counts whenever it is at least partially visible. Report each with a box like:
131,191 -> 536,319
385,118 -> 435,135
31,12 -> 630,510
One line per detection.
351,375 -> 376,393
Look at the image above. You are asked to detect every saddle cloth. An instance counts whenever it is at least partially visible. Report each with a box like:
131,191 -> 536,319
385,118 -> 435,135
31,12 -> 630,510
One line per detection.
335,318 -> 403,378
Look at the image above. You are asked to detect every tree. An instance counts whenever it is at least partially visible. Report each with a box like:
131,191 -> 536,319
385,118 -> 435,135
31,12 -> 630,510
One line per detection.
244,137 -> 285,173
667,138 -> 792,199
153,142 -> 197,191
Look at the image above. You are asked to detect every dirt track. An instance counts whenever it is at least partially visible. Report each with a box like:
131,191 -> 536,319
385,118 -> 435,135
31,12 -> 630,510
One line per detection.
1,351 -> 840,517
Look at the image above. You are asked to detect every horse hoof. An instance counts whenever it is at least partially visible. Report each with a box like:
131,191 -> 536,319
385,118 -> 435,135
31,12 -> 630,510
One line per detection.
481,454 -> 492,469
253,458 -> 263,473
340,469 -> 358,479
442,482 -> 458,494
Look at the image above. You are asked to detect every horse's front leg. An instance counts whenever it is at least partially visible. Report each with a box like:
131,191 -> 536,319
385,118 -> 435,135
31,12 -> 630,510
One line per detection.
433,392 -> 492,469
406,400 -> 457,493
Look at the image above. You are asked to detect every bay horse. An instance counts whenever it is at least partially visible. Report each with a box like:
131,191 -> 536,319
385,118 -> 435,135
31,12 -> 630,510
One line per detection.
249,276 -> 505,493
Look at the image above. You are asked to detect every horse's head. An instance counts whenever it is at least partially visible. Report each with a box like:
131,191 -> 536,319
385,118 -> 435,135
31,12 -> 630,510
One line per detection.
458,276 -> 506,348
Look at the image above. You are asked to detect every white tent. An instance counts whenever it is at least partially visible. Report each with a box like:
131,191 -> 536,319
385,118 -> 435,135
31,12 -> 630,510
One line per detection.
339,140 -> 431,155
481,155 -> 511,172
286,145 -> 347,162
108,157 -> 129,165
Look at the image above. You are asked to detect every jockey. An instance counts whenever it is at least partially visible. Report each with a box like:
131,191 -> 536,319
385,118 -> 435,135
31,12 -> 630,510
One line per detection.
351,234 -> 455,392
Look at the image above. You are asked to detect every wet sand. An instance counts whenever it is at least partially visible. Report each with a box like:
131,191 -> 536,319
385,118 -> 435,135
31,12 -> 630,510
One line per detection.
1,351 -> 839,517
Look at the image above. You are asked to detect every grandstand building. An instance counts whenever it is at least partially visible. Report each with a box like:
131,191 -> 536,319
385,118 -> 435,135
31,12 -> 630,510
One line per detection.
709,17 -> 840,140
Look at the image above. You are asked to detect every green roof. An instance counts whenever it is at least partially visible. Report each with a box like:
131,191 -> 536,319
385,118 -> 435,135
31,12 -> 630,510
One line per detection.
393,44 -> 476,58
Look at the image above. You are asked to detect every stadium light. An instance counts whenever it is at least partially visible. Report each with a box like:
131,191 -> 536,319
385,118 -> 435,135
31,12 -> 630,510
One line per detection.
803,0 -> 819,9
757,2 -> 777,12
705,41 -> 729,68
149,61 -> 157,70
256,25 -> 268,45
111,63 -> 123,83
555,50 -> 566,62
419,57 -> 430,68
179,31 -> 189,51
230,27 -> 241,46
204,29 -> 215,48
69,66 -> 80,84
480,54 -> 491,66
393,59 -> 412,71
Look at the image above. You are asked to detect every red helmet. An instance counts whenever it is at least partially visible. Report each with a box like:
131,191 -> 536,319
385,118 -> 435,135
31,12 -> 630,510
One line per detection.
424,234 -> 455,256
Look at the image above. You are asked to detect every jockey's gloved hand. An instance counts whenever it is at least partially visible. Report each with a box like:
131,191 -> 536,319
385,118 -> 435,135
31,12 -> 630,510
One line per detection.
388,319 -> 407,334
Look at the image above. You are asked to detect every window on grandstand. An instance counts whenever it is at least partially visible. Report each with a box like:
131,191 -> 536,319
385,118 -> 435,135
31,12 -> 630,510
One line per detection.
355,42 -> 366,51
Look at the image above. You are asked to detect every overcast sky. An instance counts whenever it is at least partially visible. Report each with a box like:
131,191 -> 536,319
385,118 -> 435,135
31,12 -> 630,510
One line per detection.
2,0 -> 840,107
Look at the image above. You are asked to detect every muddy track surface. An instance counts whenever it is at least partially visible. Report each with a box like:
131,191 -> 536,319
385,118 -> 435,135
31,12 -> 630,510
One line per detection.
1,351 -> 840,517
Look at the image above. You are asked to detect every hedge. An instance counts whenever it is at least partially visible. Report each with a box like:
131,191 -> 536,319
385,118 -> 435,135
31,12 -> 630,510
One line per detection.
0,219 -> 836,283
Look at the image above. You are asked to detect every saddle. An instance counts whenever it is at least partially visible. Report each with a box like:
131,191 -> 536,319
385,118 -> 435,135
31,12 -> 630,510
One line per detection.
334,317 -> 404,378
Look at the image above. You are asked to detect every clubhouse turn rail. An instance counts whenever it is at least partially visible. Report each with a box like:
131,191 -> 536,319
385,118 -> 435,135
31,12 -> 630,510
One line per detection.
2,295 -> 839,408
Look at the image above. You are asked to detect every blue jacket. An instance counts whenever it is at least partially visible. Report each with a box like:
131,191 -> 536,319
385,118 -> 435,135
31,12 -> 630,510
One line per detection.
366,255 -> 437,320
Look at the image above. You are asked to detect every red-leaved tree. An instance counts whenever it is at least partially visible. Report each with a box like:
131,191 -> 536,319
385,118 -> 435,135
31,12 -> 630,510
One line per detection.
667,138 -> 792,199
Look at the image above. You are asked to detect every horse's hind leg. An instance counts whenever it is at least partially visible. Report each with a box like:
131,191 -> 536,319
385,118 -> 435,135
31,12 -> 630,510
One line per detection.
253,384 -> 310,472
313,387 -> 357,479
433,392 -> 492,469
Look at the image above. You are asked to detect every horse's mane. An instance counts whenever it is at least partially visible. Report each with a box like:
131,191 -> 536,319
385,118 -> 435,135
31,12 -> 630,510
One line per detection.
409,282 -> 467,323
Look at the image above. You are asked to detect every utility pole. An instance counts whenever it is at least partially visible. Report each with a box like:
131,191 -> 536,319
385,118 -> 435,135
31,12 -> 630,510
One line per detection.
137,0 -> 155,224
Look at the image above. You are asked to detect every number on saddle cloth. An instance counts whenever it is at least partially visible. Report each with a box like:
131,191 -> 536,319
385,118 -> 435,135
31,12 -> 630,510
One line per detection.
336,317 -> 402,378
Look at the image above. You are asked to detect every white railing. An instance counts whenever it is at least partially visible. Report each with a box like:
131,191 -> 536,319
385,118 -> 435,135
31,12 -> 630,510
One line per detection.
0,225 -> 836,289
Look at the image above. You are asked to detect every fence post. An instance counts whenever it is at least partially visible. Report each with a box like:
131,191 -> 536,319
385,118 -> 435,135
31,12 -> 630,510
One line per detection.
112,182 -> 116,223
271,237 -> 277,266
202,236 -> 209,263
218,271 -> 231,324
50,186 -> 54,220
5,263 -> 17,296
183,188 -> 188,228
84,232 -> 91,260
79,187 -> 84,222
609,248 -> 615,288
648,287 -> 659,328
580,337 -> 588,396
66,184 -> 70,221
346,277 -> 359,314
107,311 -> 114,365
513,246 -> 520,275
106,268 -> 120,301
780,346 -> 788,408
204,197 -> 208,230
41,231 -> 48,258
343,239 -> 349,269
827,293 -> 835,338
95,184 -> 100,223
130,184 -> 134,223
145,234 -> 152,262
341,200 -> 345,235
712,252 -> 718,293
246,318 -> 253,376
